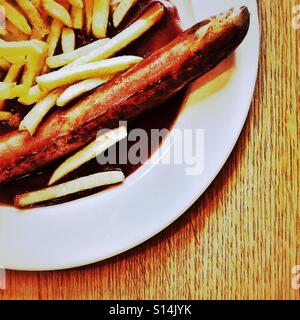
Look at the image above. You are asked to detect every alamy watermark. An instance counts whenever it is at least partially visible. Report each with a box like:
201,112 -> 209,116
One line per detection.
96,122 -> 205,176
0,265 -> 5,290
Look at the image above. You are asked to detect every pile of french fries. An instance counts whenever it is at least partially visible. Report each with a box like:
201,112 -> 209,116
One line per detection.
0,0 -> 165,207
0,0 -> 164,129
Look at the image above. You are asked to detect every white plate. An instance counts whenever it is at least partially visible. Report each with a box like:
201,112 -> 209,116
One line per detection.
0,0 -> 259,271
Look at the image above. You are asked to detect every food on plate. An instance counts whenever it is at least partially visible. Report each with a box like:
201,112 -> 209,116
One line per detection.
113,0 -> 137,28
37,55 -> 143,91
0,0 -> 250,208
61,27 -> 75,53
49,126 -> 127,185
15,171 -> 125,207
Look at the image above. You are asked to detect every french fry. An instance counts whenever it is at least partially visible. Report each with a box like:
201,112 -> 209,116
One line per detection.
18,85 -> 48,105
19,88 -> 64,135
15,171 -> 125,207
21,40 -> 48,89
31,0 -> 41,7
0,58 -> 10,71
69,3 -> 164,67
46,38 -> 109,68
4,64 -> 23,83
49,126 -> 127,185
84,0 -> 93,35
0,111 -> 12,121
1,21 -> 29,41
113,0 -> 137,27
0,0 -> 32,35
61,27 -> 75,52
56,76 -> 114,107
0,40 -> 45,57
71,4 -> 83,29
92,0 -> 110,38
0,82 -> 17,99
68,0 -> 83,8
41,0 -> 72,27
46,19 -> 63,58
38,55 -> 142,91
16,0 -> 49,39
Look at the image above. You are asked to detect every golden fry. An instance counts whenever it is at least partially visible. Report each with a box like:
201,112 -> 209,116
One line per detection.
16,0 -> 49,39
92,0 -> 110,38
37,55 -> 142,91
46,38 -> 109,68
0,0 -> 32,35
71,5 -> 84,29
61,27 -> 75,52
56,76 -> 113,106
18,85 -> 48,106
15,171 -> 125,207
84,0 -> 93,34
69,3 -> 164,67
113,0 -> 137,27
4,64 -> 23,83
49,126 -> 127,185
42,0 -> 72,27
19,88 -> 64,135
21,40 -> 48,89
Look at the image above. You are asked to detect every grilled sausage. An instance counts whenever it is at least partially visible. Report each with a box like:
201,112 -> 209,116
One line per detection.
0,6 -> 250,184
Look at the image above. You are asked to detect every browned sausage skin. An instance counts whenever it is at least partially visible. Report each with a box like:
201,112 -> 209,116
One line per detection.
0,7 -> 250,185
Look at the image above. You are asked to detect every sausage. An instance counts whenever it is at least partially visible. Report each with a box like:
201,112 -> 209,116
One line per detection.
0,6 -> 250,185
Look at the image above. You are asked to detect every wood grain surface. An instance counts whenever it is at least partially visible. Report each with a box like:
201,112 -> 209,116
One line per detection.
0,0 -> 299,300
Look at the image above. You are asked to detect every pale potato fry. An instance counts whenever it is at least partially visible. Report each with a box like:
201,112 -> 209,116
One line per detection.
0,82 -> 16,99
47,38 -> 109,68
0,58 -> 10,70
68,0 -> 83,7
4,64 -> 23,83
16,0 -> 49,39
84,0 -> 93,34
42,0 -> 72,27
0,39 -> 45,56
113,0 -> 137,27
61,27 -> 75,52
49,126 -> 127,185
15,171 -> 125,207
56,76 -> 114,107
0,0 -> 32,35
92,0 -> 110,38
0,111 -> 12,121
69,3 -> 164,67
21,40 -> 48,89
18,85 -> 48,105
46,19 -> 63,57
19,88 -> 64,135
71,4 -> 83,29
38,55 -> 142,91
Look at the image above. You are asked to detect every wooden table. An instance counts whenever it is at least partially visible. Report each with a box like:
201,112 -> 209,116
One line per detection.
1,0 -> 299,300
